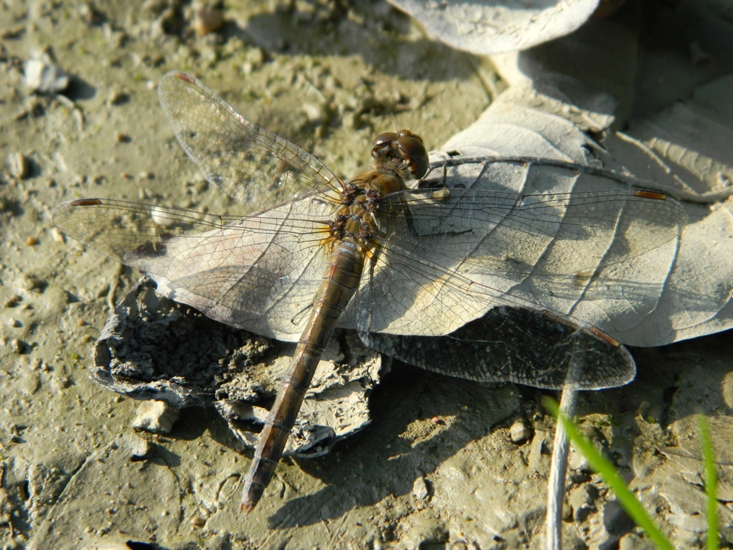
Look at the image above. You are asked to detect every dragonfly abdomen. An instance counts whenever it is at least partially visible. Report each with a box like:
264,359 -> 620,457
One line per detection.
241,238 -> 366,513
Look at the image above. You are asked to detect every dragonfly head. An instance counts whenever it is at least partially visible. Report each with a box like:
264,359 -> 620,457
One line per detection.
371,129 -> 428,180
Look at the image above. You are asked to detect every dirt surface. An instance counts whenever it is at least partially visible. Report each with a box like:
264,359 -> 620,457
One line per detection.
1,1 -> 732,549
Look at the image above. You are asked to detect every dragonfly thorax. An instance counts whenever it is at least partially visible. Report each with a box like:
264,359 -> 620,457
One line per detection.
326,168 -> 408,253
326,203 -> 377,252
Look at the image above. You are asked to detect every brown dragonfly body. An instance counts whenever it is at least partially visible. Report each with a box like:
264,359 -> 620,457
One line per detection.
240,137 -> 428,512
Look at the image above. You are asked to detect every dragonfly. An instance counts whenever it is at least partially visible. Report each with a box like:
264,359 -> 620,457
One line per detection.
53,71 -> 688,514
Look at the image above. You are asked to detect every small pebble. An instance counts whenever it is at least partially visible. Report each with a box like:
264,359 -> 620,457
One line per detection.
51,227 -> 66,243
302,101 -> 329,125
151,206 -> 176,227
191,515 -> 206,528
193,2 -> 224,35
26,236 -> 39,246
509,419 -> 531,444
569,484 -> 597,523
24,58 -> 70,94
7,152 -> 30,179
412,475 -> 430,501
10,338 -> 25,354
125,434 -> 156,461
132,400 -> 180,434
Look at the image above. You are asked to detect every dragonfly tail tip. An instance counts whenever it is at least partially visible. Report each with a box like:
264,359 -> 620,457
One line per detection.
240,499 -> 256,516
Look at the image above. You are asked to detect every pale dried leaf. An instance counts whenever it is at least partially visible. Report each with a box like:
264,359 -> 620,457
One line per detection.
388,0 -> 600,54
440,76 -> 733,346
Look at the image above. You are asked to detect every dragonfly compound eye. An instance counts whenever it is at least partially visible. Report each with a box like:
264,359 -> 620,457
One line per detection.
395,130 -> 428,179
370,130 -> 428,179
371,132 -> 398,160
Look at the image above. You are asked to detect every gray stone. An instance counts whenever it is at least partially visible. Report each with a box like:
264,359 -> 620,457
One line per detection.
6,152 -> 30,179
132,400 -> 179,434
509,419 -> 531,443
24,58 -> 69,94
412,474 -> 430,501
569,484 -> 597,523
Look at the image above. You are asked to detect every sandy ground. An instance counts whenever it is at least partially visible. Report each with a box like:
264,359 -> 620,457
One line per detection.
1,1 -> 732,549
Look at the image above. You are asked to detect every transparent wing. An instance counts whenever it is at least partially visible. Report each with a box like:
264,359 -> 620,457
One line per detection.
342,167 -> 687,337
53,197 -> 333,340
158,71 -> 342,212
55,174 -> 687,342
395,185 -> 686,277
363,307 -> 636,390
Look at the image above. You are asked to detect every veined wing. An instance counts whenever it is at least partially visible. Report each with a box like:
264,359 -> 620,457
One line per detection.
363,306 -> 637,390
158,71 -> 343,212
54,161 -> 688,345
53,197 -> 334,340
343,177 -> 687,337
390,185 -> 687,277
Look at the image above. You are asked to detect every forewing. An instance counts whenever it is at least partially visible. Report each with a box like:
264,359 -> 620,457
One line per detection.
53,198 -> 332,341
343,159 -> 687,337
158,71 -> 342,212
398,186 -> 686,278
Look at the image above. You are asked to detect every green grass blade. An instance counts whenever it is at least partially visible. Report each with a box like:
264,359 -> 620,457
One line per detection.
699,415 -> 719,550
543,397 -> 674,550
